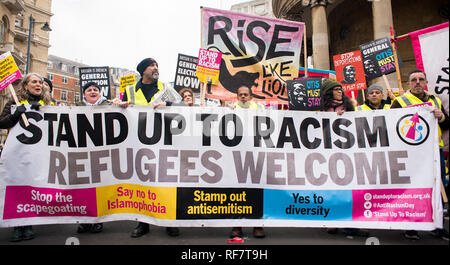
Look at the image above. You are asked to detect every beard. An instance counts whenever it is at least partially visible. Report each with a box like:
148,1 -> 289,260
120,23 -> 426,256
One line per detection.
152,71 -> 159,80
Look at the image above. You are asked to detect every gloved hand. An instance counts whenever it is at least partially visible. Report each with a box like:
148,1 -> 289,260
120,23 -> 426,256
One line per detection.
30,102 -> 41,111
13,105 -> 26,119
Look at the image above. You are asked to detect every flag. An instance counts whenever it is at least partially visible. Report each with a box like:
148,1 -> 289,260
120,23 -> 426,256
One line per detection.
409,22 -> 449,96
201,7 -> 305,103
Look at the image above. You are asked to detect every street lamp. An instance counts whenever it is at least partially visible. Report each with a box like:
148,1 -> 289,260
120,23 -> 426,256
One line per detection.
25,14 -> 52,74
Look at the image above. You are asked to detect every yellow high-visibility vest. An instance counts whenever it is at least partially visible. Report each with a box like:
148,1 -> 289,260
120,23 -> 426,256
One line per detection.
20,100 -> 46,106
233,101 -> 264,110
20,100 -> 55,106
356,103 -> 391,111
125,81 -> 165,105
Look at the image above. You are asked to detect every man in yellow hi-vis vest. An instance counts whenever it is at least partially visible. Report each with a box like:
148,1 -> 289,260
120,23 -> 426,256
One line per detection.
231,86 -> 265,110
122,58 -> 165,105
124,58 -> 180,238
356,84 -> 392,111
391,70 -> 449,146
229,85 -> 266,239
391,69 -> 449,241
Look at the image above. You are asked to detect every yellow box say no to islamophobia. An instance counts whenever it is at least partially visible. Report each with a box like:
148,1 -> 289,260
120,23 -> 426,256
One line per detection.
96,184 -> 176,220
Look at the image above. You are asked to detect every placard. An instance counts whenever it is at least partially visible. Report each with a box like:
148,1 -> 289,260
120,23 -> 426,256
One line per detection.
333,50 -> 367,93
360,37 -> 396,81
287,78 -> 323,111
196,48 -> 222,85
79,66 -> 111,99
174,54 -> 201,93
0,51 -> 22,91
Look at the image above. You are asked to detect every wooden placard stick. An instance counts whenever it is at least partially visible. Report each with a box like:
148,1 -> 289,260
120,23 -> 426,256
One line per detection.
382,74 -> 396,98
442,180 -> 448,203
390,26 -> 404,94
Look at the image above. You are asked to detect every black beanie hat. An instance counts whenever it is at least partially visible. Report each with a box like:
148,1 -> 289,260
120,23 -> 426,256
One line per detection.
43,77 -> 53,93
137,58 -> 158,76
82,81 -> 100,93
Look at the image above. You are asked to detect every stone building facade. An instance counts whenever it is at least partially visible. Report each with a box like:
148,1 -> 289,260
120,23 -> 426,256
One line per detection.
272,0 -> 449,98
0,0 -> 52,108
231,0 -> 275,18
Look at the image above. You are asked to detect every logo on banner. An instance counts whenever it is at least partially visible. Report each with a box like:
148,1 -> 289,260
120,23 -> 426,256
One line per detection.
396,113 -> 430,145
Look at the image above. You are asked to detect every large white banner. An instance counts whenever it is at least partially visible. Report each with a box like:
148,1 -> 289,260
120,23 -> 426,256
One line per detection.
0,106 -> 443,230
410,22 -> 449,112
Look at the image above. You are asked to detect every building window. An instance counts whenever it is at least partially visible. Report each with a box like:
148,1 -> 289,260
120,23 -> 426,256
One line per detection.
254,4 -> 266,15
1,16 -> 8,43
61,64 -> 67,72
75,93 -> 80,102
62,76 -> 68,84
60,90 -> 67,101
0,19 -> 5,43
15,18 -> 23,28
47,61 -> 53,69
48,73 -> 53,81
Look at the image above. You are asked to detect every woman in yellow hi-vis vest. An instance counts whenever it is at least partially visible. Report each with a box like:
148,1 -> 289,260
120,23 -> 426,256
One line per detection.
391,70 -> 449,241
0,73 -> 53,242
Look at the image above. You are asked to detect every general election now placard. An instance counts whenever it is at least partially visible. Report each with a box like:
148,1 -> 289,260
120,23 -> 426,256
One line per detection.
0,106 -> 443,230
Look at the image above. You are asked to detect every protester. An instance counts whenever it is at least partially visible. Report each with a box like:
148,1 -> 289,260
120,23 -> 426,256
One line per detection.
122,57 -> 165,105
356,84 -> 392,111
391,69 -> 449,241
73,81 -> 110,233
229,85 -> 265,110
228,85 -> 265,239
321,78 -> 355,115
178,87 -> 195,106
43,77 -> 57,106
0,73 -> 53,242
122,57 -> 180,238
320,78 -> 370,237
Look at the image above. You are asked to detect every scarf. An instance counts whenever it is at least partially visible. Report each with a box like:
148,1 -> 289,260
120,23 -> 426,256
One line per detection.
83,96 -> 107,106
324,99 -> 345,112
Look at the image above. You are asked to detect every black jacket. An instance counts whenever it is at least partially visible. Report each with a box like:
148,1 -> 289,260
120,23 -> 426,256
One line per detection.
0,94 -> 43,129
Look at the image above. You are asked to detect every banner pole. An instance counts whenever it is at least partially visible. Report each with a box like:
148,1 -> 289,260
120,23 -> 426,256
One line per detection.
8,84 -> 29,127
303,25 -> 308,78
390,26 -> 404,94
200,83 -> 206,106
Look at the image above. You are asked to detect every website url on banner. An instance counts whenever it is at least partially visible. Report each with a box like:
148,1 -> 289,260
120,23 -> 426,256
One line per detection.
372,193 -> 430,200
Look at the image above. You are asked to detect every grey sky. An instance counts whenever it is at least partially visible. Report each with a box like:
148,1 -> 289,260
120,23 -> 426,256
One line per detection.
48,0 -> 247,82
